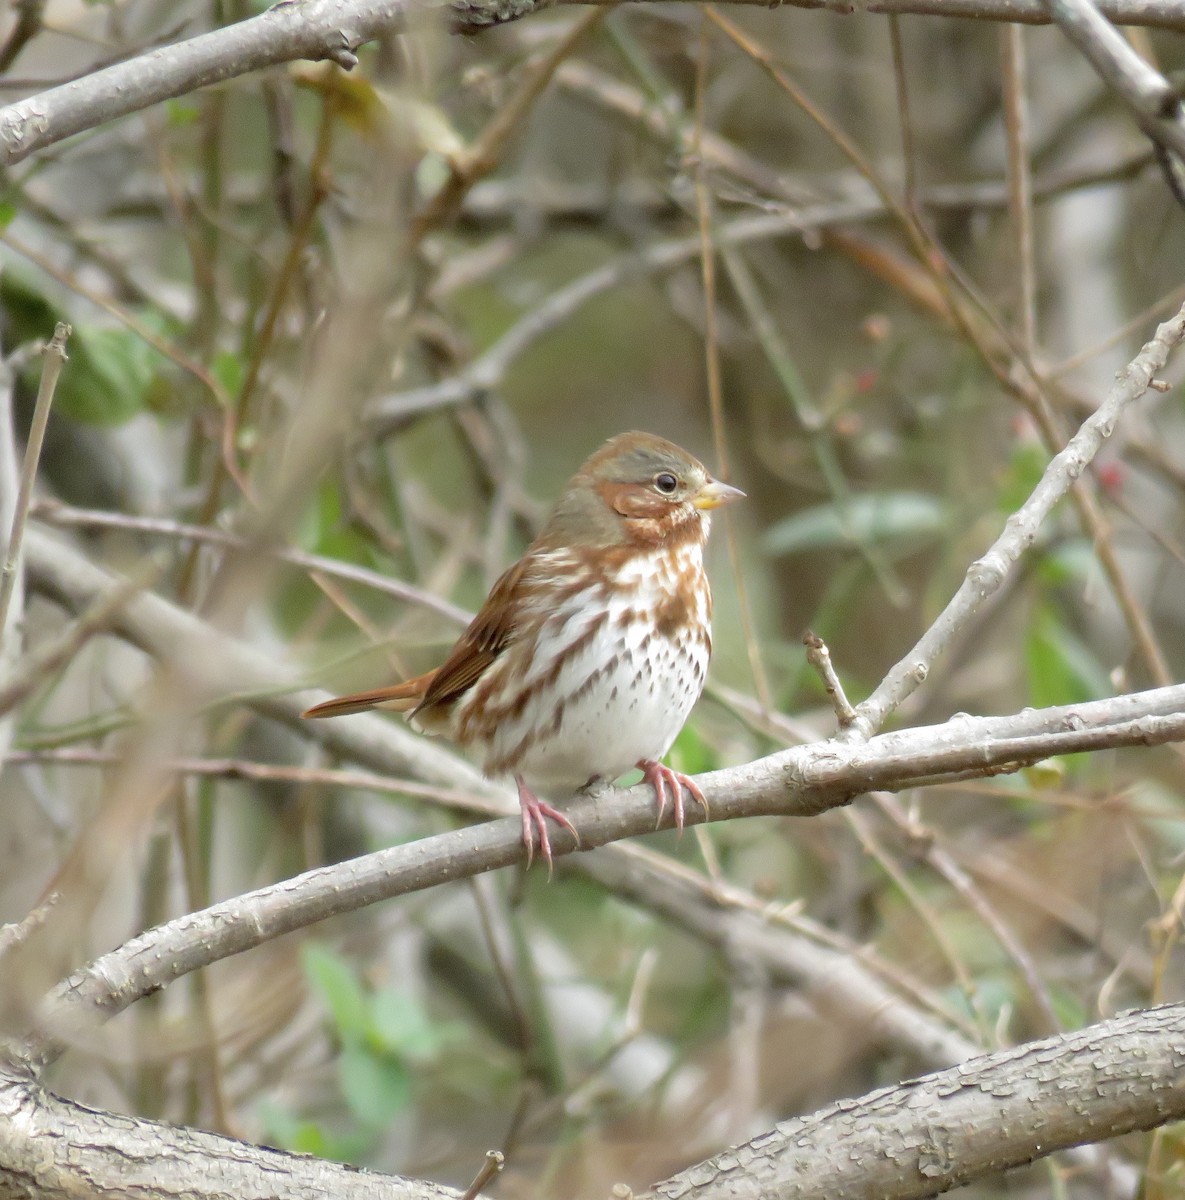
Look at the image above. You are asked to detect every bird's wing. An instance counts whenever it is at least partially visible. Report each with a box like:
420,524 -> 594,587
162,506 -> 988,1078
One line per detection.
415,556 -> 530,714
301,557 -> 532,722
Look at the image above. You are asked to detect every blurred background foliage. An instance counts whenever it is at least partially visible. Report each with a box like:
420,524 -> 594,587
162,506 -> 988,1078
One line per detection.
2,0 -> 1185,1197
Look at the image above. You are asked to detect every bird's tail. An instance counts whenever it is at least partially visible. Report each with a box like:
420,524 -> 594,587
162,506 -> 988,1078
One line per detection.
301,669 -> 438,719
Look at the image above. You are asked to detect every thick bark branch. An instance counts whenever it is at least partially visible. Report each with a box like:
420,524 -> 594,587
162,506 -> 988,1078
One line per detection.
7,0 -> 1185,168
21,522 -> 1185,1060
650,1004 -> 1185,1200
3,1000 -> 1180,1200
0,1063 -> 459,1200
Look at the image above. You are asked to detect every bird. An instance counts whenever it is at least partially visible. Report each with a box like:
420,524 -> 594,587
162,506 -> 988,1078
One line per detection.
303,431 -> 744,869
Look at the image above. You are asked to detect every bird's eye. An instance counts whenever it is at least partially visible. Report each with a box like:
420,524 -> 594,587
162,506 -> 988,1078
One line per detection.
654,472 -> 679,494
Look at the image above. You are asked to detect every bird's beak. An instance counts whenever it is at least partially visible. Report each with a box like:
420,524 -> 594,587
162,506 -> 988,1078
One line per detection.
693,478 -> 746,510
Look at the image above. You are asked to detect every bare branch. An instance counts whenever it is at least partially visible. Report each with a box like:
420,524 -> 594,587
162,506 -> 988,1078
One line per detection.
0,0 -> 413,166
648,1003 -> 1185,1200
847,301 -> 1185,741
19,547 -> 1185,1056
1037,0 -> 1185,169
31,500 -> 471,626
8,0 -> 1185,170
0,323 -> 68,644
802,632 -> 856,730
0,1063 -> 461,1200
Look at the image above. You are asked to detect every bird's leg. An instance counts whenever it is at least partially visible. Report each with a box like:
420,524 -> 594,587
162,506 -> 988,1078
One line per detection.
516,776 -> 580,873
637,760 -> 709,832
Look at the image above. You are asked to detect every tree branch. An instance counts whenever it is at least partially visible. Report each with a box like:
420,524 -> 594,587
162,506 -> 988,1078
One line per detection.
1038,0 -> 1185,158
19,530 -> 1185,1056
649,1003 -> 1185,1200
846,300 -> 1185,741
0,0 -> 413,167
13,529 -> 1175,1199
17,525 -> 973,1078
0,1062 -> 461,1200
7,0 -> 1185,169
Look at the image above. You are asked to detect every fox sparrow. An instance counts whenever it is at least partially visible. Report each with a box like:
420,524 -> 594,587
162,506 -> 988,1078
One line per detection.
304,431 -> 743,868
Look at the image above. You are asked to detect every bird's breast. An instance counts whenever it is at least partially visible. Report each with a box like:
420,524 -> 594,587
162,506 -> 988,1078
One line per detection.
462,543 -> 713,789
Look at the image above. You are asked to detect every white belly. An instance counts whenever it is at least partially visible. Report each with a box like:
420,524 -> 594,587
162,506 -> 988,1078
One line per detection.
465,544 -> 711,795
516,615 -> 707,792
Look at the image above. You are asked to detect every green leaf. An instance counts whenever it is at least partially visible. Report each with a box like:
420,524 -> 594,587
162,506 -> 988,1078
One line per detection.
211,349 -> 245,397
370,989 -> 450,1060
0,274 -> 170,425
996,438 -> 1047,514
0,271 -> 59,348
54,325 -> 159,425
1025,604 -> 1110,710
338,1044 -> 412,1126
762,492 -> 949,557
165,99 -> 200,127
256,1098 -> 374,1163
668,723 -> 718,776
302,943 -> 370,1044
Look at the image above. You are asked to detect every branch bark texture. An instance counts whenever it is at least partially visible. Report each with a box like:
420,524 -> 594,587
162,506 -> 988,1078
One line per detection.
0,1063 -> 459,1200
1037,0 -> 1185,160
9,0 -> 1185,169
652,1004 -> 1185,1200
23,522 -> 1185,1057
0,0 -> 414,166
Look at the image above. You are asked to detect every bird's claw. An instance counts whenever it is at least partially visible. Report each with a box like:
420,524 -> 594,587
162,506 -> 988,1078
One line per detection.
516,777 -> 579,875
637,760 -> 709,834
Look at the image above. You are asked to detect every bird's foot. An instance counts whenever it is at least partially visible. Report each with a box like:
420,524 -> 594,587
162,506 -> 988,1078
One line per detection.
516,776 -> 579,875
637,759 -> 709,832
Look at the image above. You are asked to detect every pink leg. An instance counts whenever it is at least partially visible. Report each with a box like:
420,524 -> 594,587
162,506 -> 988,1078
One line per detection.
637,760 -> 709,832
516,776 -> 579,873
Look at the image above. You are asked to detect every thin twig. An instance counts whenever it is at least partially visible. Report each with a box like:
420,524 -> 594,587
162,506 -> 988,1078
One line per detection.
803,632 -> 856,730
869,791 -> 1064,1034
1000,24 -> 1037,355
0,891 -> 56,962
693,19 -> 772,711
887,15 -> 917,213
409,10 -> 606,243
31,501 -> 471,626
7,746 -> 505,816
460,1151 -> 504,1200
844,806 -> 988,1030
0,323 -> 69,645
845,301 -> 1185,739
1037,0 -> 1185,167
0,0 -> 46,74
